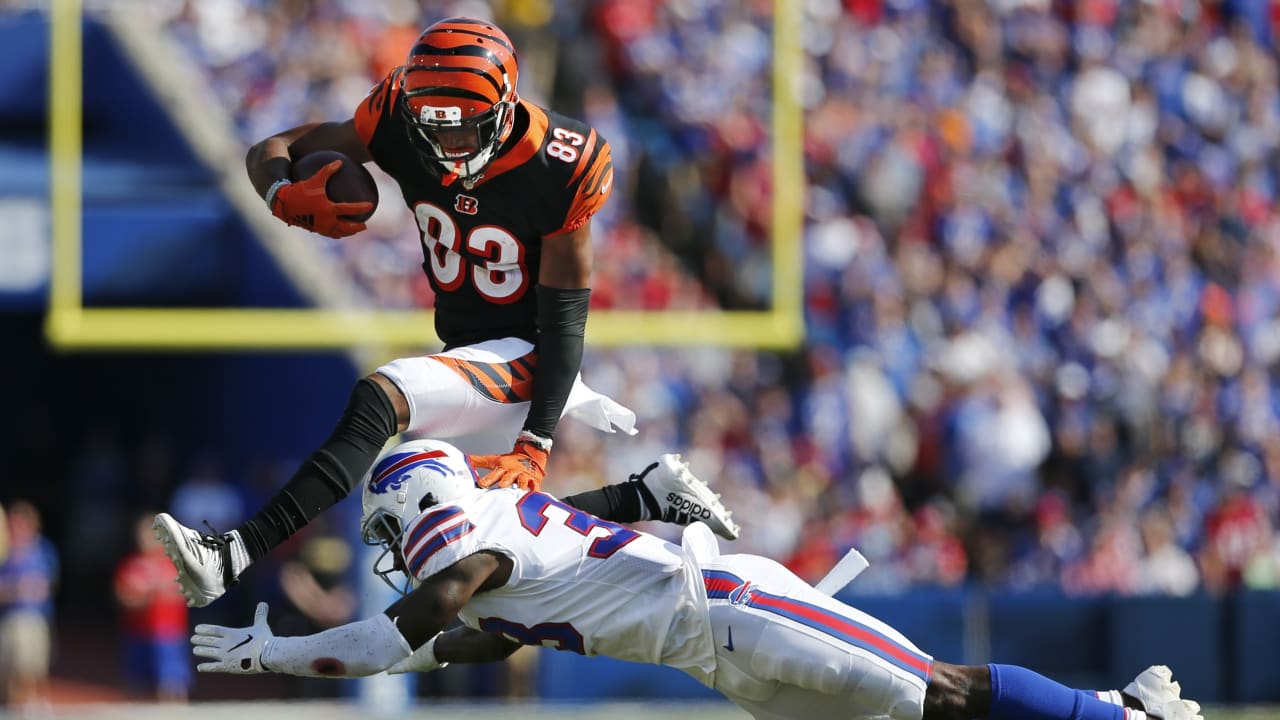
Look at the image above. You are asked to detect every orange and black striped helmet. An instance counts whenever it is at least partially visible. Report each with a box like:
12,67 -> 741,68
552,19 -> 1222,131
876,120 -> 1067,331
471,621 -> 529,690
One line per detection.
397,18 -> 519,185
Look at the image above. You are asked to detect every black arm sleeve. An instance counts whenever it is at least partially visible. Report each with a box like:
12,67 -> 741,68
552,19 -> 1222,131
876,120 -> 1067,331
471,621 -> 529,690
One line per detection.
523,285 -> 591,440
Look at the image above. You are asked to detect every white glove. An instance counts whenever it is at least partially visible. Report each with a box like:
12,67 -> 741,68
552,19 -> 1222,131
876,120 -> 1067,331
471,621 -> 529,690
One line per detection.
387,632 -> 447,674
192,601 -> 275,674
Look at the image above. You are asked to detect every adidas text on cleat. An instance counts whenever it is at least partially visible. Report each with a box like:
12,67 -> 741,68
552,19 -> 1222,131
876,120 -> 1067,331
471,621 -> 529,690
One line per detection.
1123,665 -> 1186,717
152,513 -> 243,608
635,454 -> 741,541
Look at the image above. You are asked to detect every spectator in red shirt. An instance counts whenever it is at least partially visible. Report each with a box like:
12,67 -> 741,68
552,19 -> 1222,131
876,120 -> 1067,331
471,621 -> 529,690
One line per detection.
114,514 -> 190,702
1201,473 -> 1272,593
906,503 -> 968,587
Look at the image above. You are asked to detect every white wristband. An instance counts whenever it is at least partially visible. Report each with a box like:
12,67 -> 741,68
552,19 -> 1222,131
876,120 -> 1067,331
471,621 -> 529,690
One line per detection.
264,178 -> 292,209
387,632 -> 448,674
517,430 -> 553,451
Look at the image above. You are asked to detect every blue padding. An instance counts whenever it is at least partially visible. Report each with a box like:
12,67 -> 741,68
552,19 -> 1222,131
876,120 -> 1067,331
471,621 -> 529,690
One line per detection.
1109,594 -> 1222,704
837,587 -> 966,664
0,289 -> 43,311
0,12 -> 50,122
82,195 -> 235,304
204,353 -> 359,470
988,590 -> 1109,689
0,144 -> 49,195
535,648 -> 720,700
1230,591 -> 1280,703
0,14 -> 205,166
80,20 -> 205,167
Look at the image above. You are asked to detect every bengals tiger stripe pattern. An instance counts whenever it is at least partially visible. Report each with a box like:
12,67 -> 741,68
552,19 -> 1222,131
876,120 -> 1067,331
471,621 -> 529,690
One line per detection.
561,136 -> 613,234
431,352 -> 538,404
401,18 -> 517,121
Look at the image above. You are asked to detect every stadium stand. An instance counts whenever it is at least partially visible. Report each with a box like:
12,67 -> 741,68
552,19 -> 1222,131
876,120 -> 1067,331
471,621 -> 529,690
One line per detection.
4,0 -> 1280,708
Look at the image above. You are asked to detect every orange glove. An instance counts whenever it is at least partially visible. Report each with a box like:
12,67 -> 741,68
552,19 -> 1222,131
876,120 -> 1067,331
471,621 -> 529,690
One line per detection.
469,434 -> 549,491
267,160 -> 374,238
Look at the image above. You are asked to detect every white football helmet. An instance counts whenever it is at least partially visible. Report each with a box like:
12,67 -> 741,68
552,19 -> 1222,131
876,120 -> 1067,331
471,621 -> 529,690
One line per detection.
360,438 -> 481,594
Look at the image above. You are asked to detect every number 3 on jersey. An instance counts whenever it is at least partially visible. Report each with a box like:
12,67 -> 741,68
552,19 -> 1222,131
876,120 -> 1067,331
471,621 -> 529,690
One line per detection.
415,202 -> 527,303
516,492 -> 639,558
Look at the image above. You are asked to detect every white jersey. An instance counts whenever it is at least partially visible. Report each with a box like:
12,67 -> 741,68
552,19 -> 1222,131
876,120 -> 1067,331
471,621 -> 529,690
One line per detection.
400,488 -> 715,675
400,492 -> 931,719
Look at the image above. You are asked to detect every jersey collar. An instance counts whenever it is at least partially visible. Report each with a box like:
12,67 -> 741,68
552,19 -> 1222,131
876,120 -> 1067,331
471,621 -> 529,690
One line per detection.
455,99 -> 548,188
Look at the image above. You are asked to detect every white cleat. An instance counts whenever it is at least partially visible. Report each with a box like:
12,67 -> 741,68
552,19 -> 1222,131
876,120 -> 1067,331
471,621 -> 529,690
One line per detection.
152,512 -> 241,608
635,454 -> 740,541
1123,665 -> 1184,716
1151,699 -> 1203,720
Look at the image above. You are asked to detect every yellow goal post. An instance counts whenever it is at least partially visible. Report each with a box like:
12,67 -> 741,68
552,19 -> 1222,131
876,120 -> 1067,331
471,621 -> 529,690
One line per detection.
46,0 -> 803,351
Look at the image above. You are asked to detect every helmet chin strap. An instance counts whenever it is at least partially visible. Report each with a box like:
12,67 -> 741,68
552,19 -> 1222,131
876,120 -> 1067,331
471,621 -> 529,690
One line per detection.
430,103 -> 514,188
439,158 -> 485,189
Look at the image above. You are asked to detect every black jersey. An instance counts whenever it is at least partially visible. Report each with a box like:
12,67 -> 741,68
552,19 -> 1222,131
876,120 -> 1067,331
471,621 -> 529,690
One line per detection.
354,68 -> 613,348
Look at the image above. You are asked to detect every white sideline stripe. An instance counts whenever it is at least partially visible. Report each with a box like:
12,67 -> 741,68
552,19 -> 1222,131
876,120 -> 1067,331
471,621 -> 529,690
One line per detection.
814,548 -> 869,596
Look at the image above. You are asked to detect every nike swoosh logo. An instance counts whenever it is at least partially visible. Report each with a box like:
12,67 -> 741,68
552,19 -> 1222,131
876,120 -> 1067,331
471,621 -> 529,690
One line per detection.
228,634 -> 255,653
599,171 -> 613,195
723,626 -> 734,652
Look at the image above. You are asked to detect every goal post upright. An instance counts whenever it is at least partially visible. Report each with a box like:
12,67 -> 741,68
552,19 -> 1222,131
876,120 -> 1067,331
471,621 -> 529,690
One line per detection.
45,0 -> 803,351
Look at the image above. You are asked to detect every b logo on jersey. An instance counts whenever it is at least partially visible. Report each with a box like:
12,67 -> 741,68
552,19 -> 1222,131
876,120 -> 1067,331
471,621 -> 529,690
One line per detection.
454,194 -> 479,215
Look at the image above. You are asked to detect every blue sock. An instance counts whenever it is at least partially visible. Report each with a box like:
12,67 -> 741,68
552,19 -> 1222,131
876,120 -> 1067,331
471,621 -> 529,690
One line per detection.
989,664 -> 1131,720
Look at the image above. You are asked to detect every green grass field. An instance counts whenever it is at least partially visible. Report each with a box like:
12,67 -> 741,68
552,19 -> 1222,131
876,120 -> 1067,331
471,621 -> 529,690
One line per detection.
1,701 -> 1274,719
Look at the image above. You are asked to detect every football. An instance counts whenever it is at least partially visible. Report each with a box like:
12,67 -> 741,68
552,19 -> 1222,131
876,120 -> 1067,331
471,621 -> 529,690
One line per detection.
289,149 -> 378,222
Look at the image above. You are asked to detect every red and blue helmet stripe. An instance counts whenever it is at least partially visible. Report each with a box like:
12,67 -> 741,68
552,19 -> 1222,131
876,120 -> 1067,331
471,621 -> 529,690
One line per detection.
368,449 -> 450,494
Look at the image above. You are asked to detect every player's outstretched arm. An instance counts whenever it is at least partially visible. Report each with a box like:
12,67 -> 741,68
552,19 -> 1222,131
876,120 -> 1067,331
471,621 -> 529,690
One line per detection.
388,625 -> 521,673
192,551 -> 509,678
435,625 -> 522,664
192,600 -> 411,678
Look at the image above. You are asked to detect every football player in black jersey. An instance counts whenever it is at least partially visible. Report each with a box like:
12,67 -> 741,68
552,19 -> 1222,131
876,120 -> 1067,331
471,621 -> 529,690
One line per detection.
153,17 -> 739,608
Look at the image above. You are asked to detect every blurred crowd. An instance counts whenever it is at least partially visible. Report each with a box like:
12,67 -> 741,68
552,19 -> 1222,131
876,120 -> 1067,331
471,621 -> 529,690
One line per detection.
582,0 -> 1280,596
157,0 -> 718,310
119,0 -> 1280,601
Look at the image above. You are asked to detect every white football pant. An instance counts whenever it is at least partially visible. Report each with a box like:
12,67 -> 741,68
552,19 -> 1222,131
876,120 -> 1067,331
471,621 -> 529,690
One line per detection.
700,554 -> 931,720
377,337 -> 637,455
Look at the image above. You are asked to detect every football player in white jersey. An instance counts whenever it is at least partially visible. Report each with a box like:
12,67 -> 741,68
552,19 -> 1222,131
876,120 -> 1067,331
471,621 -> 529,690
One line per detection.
192,439 -> 1203,720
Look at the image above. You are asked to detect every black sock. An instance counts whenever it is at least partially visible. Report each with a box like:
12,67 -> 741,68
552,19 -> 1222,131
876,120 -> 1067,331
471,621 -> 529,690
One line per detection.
237,378 -> 398,561
564,475 -> 661,524
631,471 -> 662,519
